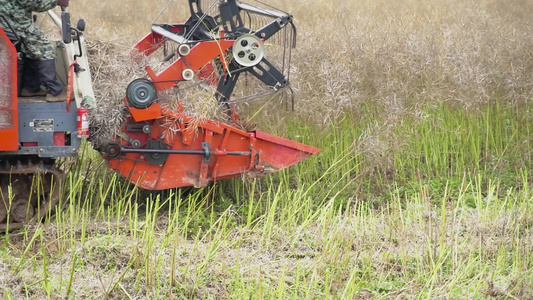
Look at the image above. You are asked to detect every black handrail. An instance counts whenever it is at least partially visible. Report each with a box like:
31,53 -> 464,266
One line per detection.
0,13 -> 21,48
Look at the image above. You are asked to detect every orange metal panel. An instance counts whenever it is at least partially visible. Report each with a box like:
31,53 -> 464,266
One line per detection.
132,32 -> 164,57
148,40 -> 234,91
106,112 -> 322,190
128,100 -> 162,122
0,28 -> 19,151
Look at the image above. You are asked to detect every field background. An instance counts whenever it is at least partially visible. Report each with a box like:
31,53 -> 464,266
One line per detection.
2,0 -> 533,298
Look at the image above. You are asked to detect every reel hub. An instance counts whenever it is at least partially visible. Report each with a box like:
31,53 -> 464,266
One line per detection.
232,34 -> 265,67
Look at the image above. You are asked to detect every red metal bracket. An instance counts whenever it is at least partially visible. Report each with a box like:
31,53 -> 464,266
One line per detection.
66,61 -> 76,112
197,130 -> 213,187
127,98 -> 162,122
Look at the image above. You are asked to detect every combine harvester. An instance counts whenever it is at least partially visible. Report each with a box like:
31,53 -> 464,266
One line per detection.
0,0 -> 320,229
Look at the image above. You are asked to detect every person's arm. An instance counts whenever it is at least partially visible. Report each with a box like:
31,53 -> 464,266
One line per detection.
20,0 -> 60,13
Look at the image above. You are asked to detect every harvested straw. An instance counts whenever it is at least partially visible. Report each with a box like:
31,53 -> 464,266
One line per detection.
86,35 -> 231,147
86,37 -> 141,146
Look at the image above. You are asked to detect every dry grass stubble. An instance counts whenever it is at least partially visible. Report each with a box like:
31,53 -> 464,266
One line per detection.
1,187 -> 531,299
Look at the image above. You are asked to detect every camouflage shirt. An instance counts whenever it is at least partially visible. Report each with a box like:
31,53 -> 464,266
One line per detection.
0,0 -> 59,60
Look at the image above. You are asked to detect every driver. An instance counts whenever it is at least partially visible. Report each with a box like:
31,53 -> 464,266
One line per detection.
0,0 -> 69,101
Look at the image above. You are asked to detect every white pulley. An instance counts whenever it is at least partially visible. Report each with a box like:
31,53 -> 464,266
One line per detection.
178,44 -> 191,56
232,34 -> 265,67
182,69 -> 194,81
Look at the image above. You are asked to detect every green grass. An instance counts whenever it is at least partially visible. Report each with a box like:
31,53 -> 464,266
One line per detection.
1,100 -> 532,299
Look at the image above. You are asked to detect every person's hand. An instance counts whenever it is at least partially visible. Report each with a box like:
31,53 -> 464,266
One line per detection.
57,0 -> 69,7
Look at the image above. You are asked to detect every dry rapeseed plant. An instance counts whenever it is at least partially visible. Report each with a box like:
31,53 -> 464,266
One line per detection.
285,0 -> 533,171
85,35 -> 231,147
73,0 -> 532,170
73,0 -> 533,121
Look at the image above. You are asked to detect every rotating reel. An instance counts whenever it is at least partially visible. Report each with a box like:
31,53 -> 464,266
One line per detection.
232,34 -> 265,67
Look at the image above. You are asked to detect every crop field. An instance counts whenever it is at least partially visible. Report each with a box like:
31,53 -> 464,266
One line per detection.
1,0 -> 533,298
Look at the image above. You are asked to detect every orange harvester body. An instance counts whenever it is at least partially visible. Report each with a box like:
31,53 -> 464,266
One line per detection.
107,108 -> 321,190
103,0 -> 321,189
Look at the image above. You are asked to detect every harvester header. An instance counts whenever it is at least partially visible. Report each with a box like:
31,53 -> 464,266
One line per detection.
102,0 -> 321,189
